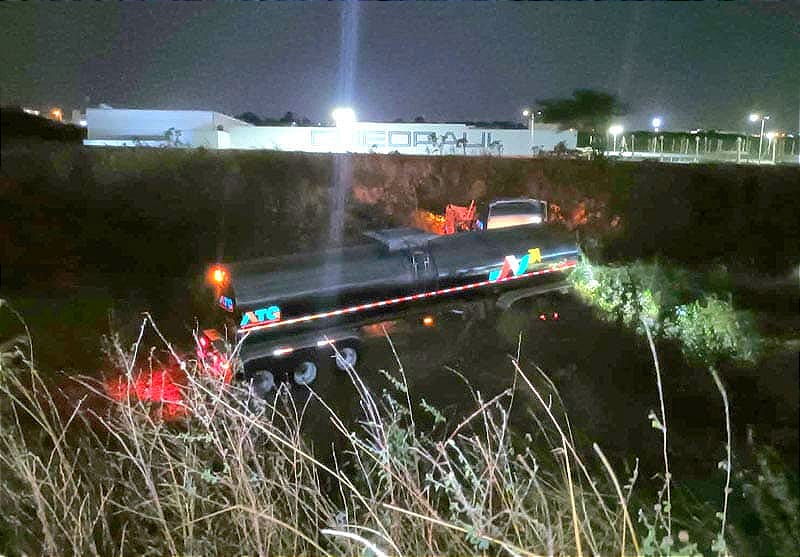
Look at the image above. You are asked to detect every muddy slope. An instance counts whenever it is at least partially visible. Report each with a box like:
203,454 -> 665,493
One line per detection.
2,142 -> 798,289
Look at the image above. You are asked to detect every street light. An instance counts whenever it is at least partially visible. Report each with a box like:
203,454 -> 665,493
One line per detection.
766,131 -> 777,163
651,117 -> 662,133
522,108 -> 542,156
608,124 -> 623,153
651,117 -> 663,153
749,113 -> 770,164
331,107 -> 356,127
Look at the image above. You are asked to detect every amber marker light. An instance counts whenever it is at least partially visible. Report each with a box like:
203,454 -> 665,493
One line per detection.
208,265 -> 229,287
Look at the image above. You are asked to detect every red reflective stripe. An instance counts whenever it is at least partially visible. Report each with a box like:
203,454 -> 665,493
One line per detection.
240,260 -> 577,334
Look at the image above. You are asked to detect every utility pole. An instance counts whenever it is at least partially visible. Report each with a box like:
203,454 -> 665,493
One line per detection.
522,109 -> 542,156
749,113 -> 770,164
771,135 -> 778,163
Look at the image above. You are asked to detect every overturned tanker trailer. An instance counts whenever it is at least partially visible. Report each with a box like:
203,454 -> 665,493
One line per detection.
206,224 -> 580,393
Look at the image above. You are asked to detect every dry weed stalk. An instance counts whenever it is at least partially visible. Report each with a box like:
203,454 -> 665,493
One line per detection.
0,304 -> 737,556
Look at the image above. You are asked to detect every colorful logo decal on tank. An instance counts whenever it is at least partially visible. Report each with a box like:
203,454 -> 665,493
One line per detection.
489,248 -> 542,282
240,305 -> 282,327
218,295 -> 234,312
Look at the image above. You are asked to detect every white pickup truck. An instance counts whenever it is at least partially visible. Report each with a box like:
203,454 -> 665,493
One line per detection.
485,198 -> 549,230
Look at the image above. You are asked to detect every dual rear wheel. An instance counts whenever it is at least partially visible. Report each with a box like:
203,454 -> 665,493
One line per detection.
334,346 -> 358,371
247,343 -> 359,397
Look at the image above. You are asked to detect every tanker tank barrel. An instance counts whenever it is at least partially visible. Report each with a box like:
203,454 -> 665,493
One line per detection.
224,223 -> 579,336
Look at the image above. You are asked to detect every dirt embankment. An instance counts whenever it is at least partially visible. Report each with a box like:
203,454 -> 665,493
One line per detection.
2,142 -> 798,289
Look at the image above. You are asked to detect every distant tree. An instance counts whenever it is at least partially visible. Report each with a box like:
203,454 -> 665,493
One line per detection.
164,127 -> 183,147
456,136 -> 468,155
393,118 -> 404,123
441,131 -> 457,155
535,89 -> 628,134
488,121 -> 524,129
236,112 -> 263,125
554,140 -> 568,157
426,132 -> 439,155
414,115 -> 426,123
236,111 -> 311,126
426,132 -> 457,155
488,139 -> 504,156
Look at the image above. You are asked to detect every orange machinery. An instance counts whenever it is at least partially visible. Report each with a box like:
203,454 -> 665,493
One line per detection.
444,200 -> 478,234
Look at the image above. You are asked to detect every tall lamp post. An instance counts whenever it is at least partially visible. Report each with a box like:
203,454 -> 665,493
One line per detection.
608,124 -> 623,154
522,108 -> 542,156
749,113 -> 770,164
766,131 -> 776,164
651,117 -> 662,153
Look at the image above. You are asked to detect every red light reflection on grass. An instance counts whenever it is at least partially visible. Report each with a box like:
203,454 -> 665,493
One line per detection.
103,339 -> 232,421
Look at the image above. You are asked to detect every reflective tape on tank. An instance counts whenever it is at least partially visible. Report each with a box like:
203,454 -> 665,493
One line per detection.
238,259 -> 578,334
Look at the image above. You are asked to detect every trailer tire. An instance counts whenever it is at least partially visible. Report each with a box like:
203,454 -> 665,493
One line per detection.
249,370 -> 276,398
334,346 -> 359,371
292,361 -> 318,386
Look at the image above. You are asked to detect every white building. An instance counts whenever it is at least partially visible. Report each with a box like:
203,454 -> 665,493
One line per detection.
85,108 -> 247,148
84,107 -> 577,156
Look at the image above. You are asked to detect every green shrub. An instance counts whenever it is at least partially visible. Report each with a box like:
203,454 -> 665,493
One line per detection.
570,259 -> 760,363
664,297 -> 759,364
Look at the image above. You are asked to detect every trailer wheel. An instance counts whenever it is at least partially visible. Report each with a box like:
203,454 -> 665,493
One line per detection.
292,361 -> 318,386
334,346 -> 358,371
249,370 -> 276,398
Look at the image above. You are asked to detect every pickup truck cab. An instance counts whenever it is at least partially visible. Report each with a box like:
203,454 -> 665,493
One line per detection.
486,199 -> 548,230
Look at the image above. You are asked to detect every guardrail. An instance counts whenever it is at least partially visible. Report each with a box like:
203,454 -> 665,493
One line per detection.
603,150 -> 799,165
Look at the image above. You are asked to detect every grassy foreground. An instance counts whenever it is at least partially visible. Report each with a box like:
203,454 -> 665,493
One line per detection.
0,303 -> 797,556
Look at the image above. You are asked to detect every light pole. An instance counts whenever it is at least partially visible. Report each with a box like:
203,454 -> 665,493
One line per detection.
766,131 -> 776,163
608,124 -> 623,154
749,113 -> 770,164
522,108 -> 542,155
651,117 -> 662,153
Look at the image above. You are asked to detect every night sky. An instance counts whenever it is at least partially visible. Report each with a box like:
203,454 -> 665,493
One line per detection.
2,2 -> 798,132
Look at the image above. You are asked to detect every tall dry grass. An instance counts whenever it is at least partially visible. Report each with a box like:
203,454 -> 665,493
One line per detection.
0,303 -> 740,556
